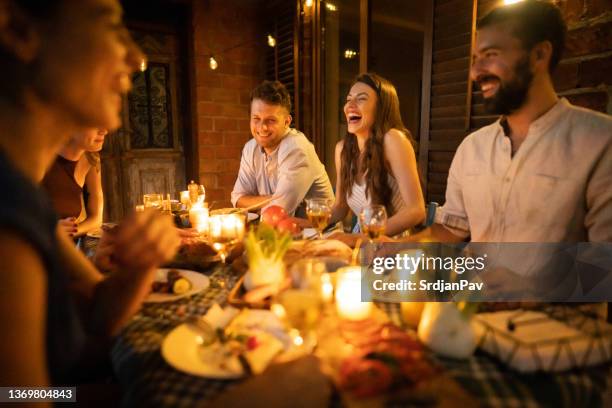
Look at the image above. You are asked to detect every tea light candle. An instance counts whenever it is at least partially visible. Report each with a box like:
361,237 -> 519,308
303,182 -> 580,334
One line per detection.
321,274 -> 333,303
180,190 -> 191,208
335,266 -> 372,320
189,204 -> 209,235
208,213 -> 245,241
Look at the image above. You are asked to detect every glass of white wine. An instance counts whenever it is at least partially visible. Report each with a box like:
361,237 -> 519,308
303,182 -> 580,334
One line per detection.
272,259 -> 325,353
359,205 -> 387,241
305,198 -> 332,239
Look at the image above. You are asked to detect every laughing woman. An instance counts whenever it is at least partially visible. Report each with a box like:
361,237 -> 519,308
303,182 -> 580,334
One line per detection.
0,0 -> 179,391
330,73 -> 425,239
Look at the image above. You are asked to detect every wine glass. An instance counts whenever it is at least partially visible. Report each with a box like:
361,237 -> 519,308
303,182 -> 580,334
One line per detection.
208,212 -> 245,263
359,205 -> 387,241
305,198 -> 332,239
271,258 -> 325,353
143,193 -> 163,210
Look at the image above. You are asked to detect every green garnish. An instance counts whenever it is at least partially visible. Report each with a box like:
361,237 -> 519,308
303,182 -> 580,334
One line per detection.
244,223 -> 292,267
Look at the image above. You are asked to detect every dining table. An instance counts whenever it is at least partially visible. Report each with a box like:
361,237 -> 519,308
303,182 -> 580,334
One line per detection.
109,261 -> 612,408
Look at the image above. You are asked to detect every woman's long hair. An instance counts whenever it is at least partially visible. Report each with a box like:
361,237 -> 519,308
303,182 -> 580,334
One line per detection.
339,73 -> 414,208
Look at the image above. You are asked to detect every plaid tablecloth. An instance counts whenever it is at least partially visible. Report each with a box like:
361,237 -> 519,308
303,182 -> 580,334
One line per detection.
111,266 -> 611,408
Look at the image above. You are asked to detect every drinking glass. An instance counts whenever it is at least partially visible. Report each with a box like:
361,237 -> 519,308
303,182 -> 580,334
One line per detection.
359,205 -> 387,241
272,258 -> 325,352
305,199 -> 332,239
208,213 -> 245,263
143,193 -> 163,210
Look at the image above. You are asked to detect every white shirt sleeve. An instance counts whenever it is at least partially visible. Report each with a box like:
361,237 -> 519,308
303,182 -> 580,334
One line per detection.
266,145 -> 314,215
435,143 -> 471,238
231,143 -> 258,207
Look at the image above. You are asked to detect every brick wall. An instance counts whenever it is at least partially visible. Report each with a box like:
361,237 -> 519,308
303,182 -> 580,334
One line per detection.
192,0 -> 266,206
424,0 -> 612,204
552,0 -> 612,113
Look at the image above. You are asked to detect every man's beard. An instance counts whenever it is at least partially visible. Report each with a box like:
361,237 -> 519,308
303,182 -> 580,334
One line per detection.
481,57 -> 533,115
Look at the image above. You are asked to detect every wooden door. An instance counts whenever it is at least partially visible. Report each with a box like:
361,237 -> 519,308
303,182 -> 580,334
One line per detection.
102,29 -> 186,221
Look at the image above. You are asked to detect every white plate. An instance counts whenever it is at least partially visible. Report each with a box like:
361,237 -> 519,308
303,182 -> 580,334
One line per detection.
161,323 -> 245,379
247,212 -> 259,222
86,222 -> 118,239
145,269 -> 210,303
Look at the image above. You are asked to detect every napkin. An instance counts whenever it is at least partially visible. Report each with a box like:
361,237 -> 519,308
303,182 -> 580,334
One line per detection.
203,303 -> 239,330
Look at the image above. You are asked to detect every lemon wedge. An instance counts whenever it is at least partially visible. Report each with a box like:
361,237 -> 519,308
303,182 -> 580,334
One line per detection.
172,277 -> 192,294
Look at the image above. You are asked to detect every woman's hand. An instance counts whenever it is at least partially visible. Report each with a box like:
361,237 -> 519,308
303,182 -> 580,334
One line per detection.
112,210 -> 180,273
58,217 -> 78,237
92,229 -> 117,273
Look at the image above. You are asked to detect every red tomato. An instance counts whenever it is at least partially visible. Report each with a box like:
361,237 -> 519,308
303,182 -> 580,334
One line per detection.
276,217 -> 301,235
339,357 -> 393,397
261,205 -> 288,227
246,336 -> 259,351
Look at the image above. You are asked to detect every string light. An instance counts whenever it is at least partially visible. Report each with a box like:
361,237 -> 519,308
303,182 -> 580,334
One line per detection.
206,34 -> 272,70
209,56 -> 218,70
267,34 -> 276,47
344,49 -> 357,59
326,2 -> 337,11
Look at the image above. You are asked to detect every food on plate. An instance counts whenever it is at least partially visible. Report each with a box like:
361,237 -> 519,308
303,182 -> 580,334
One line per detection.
152,269 -> 193,295
261,205 -> 288,227
198,306 -> 287,375
338,322 -> 438,397
339,357 -> 393,397
284,240 -> 353,266
170,236 -> 219,268
417,302 -> 477,359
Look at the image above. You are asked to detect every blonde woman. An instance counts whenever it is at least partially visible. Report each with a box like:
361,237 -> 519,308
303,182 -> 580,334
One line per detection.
43,129 -> 107,237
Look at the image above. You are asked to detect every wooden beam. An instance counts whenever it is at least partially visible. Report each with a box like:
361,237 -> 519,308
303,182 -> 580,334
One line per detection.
359,0 -> 368,73
464,0 -> 478,131
418,0 -> 434,199
293,0 -> 300,129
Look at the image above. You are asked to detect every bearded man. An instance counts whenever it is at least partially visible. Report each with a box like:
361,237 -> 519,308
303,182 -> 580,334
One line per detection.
421,0 -> 612,243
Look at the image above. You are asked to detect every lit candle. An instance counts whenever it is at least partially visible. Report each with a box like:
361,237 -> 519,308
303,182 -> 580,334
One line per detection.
335,266 -> 372,320
189,204 -> 209,235
180,190 -> 191,208
208,213 -> 245,242
321,273 -> 333,303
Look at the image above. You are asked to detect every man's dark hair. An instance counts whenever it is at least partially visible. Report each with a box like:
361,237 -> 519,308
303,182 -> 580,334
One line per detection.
477,0 -> 567,73
250,80 -> 292,113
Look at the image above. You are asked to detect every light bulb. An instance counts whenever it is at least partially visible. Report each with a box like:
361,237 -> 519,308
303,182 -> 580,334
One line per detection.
305,0 -> 313,7
326,2 -> 337,11
139,58 -> 147,72
267,34 -> 276,47
503,0 -> 523,4
209,56 -> 218,70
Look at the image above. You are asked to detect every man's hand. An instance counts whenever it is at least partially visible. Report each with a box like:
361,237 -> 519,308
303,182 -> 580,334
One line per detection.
112,210 -> 180,273
58,217 -> 78,237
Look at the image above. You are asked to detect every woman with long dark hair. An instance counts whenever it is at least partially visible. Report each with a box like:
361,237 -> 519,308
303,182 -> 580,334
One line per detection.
330,73 -> 425,237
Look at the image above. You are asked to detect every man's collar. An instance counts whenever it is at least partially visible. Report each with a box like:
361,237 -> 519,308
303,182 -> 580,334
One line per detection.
497,97 -> 568,137
259,128 -> 293,155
